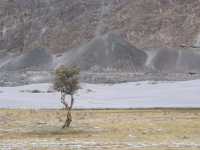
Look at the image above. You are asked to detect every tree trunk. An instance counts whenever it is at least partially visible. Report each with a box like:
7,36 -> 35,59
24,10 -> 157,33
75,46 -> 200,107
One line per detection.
62,94 -> 74,128
61,92 -> 68,107
70,95 -> 74,109
62,108 -> 72,128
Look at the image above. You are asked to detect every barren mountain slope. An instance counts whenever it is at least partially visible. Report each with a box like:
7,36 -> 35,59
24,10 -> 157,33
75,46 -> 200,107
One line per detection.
1,0 -> 200,85
0,0 -> 200,53
54,32 -> 147,72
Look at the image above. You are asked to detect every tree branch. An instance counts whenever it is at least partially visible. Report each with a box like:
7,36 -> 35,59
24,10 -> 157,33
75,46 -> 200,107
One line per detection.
61,91 -> 69,108
70,95 -> 74,110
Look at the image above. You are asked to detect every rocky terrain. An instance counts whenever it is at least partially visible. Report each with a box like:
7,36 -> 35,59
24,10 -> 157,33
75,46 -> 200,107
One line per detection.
1,0 -> 200,85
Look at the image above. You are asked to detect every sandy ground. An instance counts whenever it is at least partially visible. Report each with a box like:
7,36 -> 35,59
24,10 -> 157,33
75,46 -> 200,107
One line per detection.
0,109 -> 200,150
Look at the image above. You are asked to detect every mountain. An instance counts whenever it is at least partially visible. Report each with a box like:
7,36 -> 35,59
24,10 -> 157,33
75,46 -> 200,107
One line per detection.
55,32 -> 147,72
1,0 -> 200,85
0,0 -> 200,53
151,48 -> 200,73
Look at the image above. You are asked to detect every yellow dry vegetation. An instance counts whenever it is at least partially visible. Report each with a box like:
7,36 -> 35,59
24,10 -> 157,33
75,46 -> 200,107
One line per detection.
0,109 -> 200,150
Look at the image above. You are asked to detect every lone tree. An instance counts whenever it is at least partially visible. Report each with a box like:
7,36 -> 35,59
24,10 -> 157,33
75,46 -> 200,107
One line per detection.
54,66 -> 80,128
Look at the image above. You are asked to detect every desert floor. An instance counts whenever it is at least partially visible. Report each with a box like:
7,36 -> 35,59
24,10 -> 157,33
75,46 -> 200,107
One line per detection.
0,109 -> 200,150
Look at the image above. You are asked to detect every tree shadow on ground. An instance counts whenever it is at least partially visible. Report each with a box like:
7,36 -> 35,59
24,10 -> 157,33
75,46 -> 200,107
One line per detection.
3,124 -> 102,139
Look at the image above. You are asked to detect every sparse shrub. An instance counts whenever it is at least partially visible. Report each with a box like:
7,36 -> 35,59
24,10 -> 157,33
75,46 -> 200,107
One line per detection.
31,89 -> 42,93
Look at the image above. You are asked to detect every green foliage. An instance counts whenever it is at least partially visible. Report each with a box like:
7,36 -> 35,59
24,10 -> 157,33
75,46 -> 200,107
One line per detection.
54,66 -> 80,95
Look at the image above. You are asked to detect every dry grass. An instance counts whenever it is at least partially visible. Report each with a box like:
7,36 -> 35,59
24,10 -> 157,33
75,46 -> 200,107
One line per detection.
0,109 -> 200,150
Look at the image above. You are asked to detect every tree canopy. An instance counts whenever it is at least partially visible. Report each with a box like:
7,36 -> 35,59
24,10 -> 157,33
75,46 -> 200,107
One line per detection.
54,66 -> 80,95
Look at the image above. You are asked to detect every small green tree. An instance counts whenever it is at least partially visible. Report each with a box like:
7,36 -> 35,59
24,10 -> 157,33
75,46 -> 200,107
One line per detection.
54,66 -> 80,128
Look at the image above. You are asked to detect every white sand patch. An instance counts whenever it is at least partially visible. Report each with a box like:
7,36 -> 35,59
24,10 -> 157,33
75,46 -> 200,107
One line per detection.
0,80 -> 200,109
